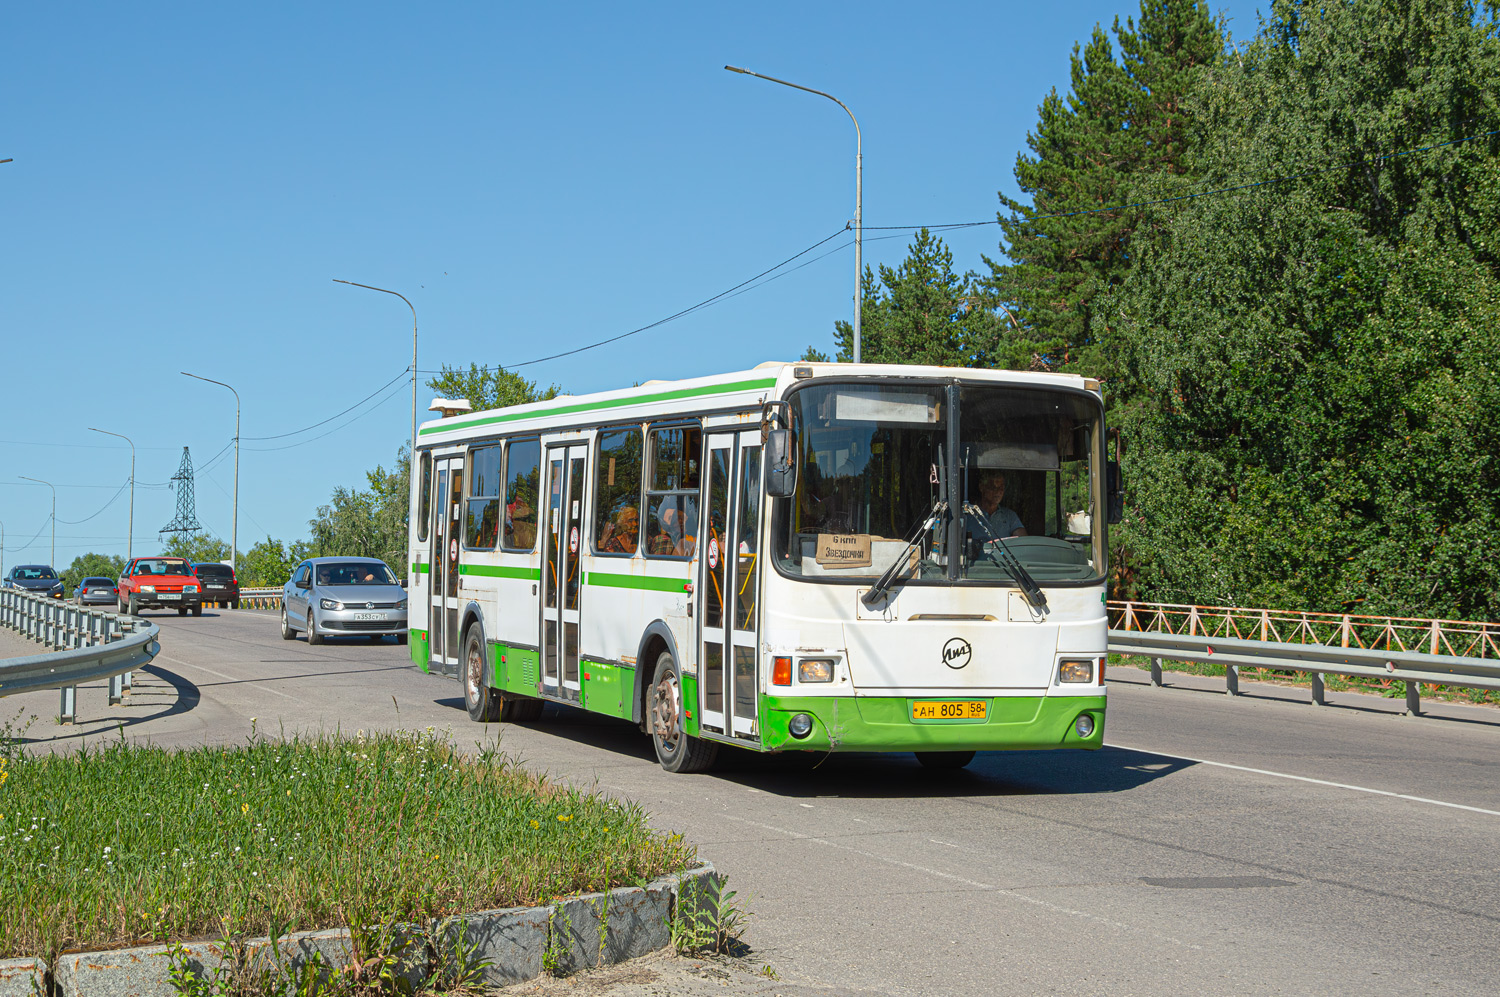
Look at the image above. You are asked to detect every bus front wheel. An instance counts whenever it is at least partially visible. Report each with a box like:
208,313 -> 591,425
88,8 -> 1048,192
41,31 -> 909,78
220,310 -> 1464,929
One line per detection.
463,626 -> 504,723
649,651 -> 717,774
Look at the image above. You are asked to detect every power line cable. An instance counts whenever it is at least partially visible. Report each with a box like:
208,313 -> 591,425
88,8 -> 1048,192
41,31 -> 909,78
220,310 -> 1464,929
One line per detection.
418,227 -> 849,376
241,369 -> 410,441
241,377 -> 410,452
57,480 -> 130,525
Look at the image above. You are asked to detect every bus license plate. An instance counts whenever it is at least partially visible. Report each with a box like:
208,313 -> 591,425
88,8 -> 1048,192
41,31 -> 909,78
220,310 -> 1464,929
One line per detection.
911,700 -> 987,721
354,613 -> 388,621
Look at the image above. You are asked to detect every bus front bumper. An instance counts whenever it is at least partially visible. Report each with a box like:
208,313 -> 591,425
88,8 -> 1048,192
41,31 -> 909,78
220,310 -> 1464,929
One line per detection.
759,694 -> 1106,753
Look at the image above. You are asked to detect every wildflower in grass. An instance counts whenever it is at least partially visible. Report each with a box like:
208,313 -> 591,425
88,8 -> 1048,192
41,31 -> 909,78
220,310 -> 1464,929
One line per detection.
557,814 -> 573,823
241,803 -> 249,814
529,820 -> 539,829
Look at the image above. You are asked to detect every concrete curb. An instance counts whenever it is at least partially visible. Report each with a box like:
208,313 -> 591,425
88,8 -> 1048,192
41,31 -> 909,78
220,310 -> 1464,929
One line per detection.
24,863 -> 717,996
0,958 -> 44,997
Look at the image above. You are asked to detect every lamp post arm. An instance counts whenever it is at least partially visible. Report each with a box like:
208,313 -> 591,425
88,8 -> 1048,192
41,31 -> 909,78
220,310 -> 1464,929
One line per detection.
725,66 -> 862,361
182,373 -> 242,571
88,428 -> 136,561
334,279 -> 419,463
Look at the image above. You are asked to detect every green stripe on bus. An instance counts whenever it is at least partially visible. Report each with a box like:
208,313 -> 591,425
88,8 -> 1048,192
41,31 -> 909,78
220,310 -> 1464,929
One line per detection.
412,562 -> 429,575
584,572 -> 689,593
418,376 -> 777,437
459,564 -> 542,580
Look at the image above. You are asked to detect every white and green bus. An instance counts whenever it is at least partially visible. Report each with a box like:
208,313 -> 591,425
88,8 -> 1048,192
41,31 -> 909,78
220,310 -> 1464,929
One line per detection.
407,362 -> 1117,772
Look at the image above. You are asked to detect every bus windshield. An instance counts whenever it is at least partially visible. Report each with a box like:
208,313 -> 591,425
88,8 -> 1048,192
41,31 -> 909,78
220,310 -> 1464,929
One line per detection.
772,380 -> 1104,585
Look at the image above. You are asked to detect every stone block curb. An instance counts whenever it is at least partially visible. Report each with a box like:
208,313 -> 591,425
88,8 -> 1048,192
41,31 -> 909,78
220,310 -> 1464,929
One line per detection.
0,958 -> 44,997
23,862 -> 719,994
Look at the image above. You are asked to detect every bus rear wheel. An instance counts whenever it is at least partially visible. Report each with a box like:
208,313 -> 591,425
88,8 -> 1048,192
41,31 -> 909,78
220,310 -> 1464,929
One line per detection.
649,651 -> 717,774
915,751 -> 975,770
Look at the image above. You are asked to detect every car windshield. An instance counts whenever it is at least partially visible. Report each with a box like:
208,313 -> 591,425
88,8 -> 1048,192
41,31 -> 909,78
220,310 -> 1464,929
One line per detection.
134,560 -> 193,575
83,577 -> 114,586
772,380 -> 1105,585
15,567 -> 56,580
314,562 -> 396,586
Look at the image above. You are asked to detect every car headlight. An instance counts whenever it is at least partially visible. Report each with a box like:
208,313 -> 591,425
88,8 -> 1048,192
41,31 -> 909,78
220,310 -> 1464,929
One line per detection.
320,598 -> 342,611
140,585 -> 156,593
396,599 -> 407,610
184,584 -> 199,593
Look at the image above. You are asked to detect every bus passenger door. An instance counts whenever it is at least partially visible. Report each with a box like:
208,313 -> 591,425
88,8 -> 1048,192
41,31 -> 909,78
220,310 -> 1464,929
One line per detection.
540,444 -> 587,702
698,430 -> 762,741
429,455 -> 464,676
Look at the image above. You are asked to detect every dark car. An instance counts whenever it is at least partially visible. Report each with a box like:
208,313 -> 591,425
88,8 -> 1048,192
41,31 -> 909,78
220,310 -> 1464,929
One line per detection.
5,564 -> 64,598
192,562 -> 240,608
75,576 -> 118,606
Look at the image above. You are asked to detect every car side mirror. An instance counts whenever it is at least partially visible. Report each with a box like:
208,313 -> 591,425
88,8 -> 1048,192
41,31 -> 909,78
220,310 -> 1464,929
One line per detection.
765,428 -> 797,498
1106,460 -> 1124,525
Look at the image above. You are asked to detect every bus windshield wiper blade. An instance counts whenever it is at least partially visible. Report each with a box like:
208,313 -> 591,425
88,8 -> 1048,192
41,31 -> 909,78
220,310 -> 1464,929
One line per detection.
861,498 -> 947,608
961,502 -> 1048,611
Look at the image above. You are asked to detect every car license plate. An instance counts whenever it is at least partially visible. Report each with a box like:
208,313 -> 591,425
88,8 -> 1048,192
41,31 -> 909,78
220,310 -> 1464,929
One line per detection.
353,613 -> 388,621
160,593 -> 181,600
910,700 -> 987,721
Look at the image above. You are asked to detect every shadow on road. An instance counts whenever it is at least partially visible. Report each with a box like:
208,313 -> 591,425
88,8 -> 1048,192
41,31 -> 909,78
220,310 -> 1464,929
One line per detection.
7,663 -> 202,749
487,703 -> 1195,797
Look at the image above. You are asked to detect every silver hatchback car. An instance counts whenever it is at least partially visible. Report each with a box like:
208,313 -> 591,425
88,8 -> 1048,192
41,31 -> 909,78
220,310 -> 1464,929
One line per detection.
281,556 -> 408,645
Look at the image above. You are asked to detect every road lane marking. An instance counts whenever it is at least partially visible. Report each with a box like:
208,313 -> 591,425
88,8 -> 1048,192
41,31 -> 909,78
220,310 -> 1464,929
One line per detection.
1108,742 -> 1500,818
722,814 -> 1202,950
155,654 -> 297,700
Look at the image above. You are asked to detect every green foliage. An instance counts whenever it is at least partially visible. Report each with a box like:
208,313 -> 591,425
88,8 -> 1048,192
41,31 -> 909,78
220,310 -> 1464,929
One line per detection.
0,730 -> 696,962
425,364 -> 560,413
240,538 -> 312,589
1108,0 -> 1500,619
822,229 -> 1006,367
669,875 -> 748,956
307,446 -> 410,576
985,1 -> 1223,374
161,534 -> 234,565
62,552 -> 126,591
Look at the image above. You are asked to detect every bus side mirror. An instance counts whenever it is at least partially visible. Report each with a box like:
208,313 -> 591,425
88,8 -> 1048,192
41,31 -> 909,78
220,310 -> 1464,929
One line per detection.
765,428 -> 797,498
1106,460 -> 1124,524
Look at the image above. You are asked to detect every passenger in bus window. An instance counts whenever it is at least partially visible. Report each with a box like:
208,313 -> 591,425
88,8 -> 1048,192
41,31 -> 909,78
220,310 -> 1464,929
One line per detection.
599,505 -> 640,554
649,497 -> 697,557
977,470 -> 1028,538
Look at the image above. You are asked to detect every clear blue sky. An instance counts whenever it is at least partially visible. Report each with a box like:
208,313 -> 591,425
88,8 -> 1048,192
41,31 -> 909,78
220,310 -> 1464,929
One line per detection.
1,0 -> 1265,567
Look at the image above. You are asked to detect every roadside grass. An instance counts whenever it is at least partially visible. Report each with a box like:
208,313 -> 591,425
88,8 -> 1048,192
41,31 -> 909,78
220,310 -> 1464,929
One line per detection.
1108,654 -> 1499,707
0,724 -> 696,963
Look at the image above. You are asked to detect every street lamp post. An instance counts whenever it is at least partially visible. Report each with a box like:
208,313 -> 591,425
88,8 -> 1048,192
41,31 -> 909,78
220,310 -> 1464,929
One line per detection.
18,476 -> 55,566
88,428 -> 136,561
726,65 -> 863,362
334,280 -> 418,461
181,373 -> 239,572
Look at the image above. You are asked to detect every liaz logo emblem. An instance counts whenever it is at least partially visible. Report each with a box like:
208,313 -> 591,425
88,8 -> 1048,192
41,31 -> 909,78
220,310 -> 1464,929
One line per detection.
942,637 -> 972,669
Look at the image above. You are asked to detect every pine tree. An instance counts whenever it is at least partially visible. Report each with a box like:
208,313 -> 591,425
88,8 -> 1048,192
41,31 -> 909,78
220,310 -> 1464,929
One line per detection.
985,1 -> 1223,375
808,229 -> 1004,367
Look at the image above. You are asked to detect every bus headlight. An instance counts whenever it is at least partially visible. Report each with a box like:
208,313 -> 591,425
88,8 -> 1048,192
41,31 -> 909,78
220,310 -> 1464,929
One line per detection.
1075,714 -> 1095,738
1058,659 -> 1094,683
788,713 -> 814,739
797,659 -> 835,683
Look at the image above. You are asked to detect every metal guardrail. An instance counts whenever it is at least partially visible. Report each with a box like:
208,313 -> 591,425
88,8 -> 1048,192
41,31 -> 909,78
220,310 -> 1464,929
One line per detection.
1108,600 -> 1500,715
0,589 -> 161,723
237,586 -> 283,609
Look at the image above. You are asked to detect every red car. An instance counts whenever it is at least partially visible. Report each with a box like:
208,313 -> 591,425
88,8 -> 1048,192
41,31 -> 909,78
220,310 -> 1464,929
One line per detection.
117,556 -> 204,616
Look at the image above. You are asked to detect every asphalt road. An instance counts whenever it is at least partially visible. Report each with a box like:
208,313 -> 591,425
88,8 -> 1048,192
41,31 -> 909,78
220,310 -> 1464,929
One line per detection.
6,609 -> 1499,996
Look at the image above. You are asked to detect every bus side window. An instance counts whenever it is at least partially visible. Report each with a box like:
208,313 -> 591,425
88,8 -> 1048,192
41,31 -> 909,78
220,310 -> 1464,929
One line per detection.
465,443 -> 503,549
594,428 -> 644,555
417,451 -> 433,543
503,439 -> 541,551
645,424 -> 701,559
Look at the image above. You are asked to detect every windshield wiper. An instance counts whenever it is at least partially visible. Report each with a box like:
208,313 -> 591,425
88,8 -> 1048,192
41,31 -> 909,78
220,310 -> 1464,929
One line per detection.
861,498 -> 947,608
961,502 -> 1048,612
